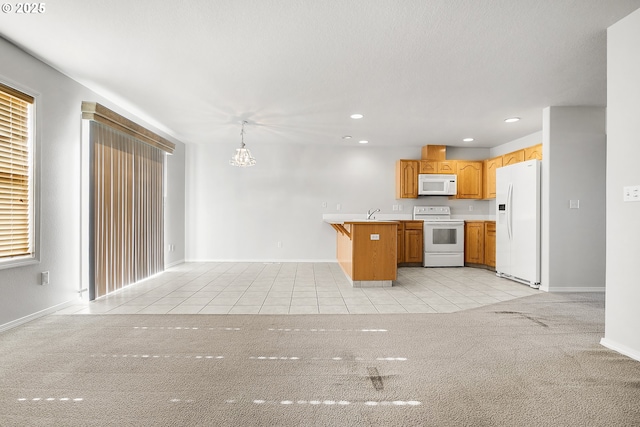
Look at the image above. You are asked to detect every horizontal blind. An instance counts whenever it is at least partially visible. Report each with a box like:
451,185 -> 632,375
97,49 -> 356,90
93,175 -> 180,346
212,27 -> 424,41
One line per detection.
0,84 -> 33,259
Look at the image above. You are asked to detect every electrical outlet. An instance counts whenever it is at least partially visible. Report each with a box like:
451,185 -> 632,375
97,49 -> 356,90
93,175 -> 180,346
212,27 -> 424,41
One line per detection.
277,241 -> 282,248
41,271 -> 49,286
623,185 -> 640,202
398,204 -> 403,211
392,205 -> 398,211
336,203 -> 341,211
322,201 -> 327,208
469,205 -> 474,211
569,200 -> 580,209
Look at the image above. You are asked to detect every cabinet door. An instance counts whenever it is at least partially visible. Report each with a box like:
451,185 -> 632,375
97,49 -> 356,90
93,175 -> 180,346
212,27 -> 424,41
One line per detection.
484,221 -> 496,267
397,222 -> 404,263
524,144 -> 542,161
437,160 -> 457,174
483,156 -> 503,199
456,161 -> 483,199
395,160 -> 419,199
464,222 -> 484,264
404,229 -> 423,263
419,160 -> 437,174
502,149 -> 525,166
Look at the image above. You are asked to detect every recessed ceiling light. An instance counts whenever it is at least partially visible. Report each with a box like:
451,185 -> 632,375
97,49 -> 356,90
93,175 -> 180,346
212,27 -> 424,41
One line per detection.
358,140 -> 369,144
504,117 -> 520,123
350,114 -> 364,119
463,138 -> 474,142
342,135 -> 352,139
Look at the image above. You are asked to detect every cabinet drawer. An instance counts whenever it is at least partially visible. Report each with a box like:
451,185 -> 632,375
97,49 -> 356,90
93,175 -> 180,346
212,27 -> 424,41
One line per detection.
403,221 -> 423,230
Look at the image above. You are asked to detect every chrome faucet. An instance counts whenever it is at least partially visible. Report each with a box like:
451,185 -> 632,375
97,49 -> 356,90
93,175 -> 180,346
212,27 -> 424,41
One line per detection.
367,208 -> 381,220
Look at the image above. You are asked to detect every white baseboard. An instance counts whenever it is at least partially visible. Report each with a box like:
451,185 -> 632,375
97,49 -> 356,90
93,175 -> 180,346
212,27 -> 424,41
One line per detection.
540,286 -> 606,293
0,299 -> 78,333
600,338 -> 640,362
184,258 -> 337,263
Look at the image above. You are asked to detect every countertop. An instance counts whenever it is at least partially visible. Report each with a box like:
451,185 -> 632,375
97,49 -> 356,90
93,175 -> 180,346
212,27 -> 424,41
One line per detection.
323,213 -> 496,223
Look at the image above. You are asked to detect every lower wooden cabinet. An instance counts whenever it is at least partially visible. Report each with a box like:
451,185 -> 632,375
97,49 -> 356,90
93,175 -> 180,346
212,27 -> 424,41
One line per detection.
398,221 -> 423,265
484,221 -> 496,267
464,220 -> 496,269
397,222 -> 404,264
464,221 -> 484,264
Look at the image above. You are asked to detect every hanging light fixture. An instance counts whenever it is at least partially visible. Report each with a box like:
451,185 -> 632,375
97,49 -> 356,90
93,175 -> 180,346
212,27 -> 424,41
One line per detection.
229,120 -> 256,167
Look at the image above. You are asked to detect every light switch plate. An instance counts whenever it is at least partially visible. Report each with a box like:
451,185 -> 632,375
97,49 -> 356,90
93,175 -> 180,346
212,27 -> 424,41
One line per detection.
569,200 -> 580,209
370,234 -> 380,241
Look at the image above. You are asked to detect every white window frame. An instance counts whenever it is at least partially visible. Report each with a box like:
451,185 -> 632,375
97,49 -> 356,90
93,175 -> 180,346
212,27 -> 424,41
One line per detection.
0,78 -> 40,270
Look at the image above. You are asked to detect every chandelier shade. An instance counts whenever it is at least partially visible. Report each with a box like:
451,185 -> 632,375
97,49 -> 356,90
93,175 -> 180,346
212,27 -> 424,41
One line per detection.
229,120 -> 256,167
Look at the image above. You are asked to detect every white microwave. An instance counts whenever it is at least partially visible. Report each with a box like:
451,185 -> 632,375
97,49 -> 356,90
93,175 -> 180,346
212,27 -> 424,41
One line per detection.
418,174 -> 457,196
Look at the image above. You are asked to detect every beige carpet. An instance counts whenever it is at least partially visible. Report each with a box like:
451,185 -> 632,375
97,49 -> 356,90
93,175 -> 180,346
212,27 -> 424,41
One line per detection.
1,292 -> 639,426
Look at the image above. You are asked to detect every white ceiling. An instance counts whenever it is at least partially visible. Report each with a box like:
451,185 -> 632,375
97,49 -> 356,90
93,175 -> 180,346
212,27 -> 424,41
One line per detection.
2,0 -> 640,148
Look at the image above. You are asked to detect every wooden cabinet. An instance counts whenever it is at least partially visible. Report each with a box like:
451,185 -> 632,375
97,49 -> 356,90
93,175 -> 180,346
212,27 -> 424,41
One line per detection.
464,221 -> 485,264
396,160 -> 419,199
421,145 -> 446,161
419,160 -> 437,174
396,222 -> 404,264
484,221 -> 496,268
403,221 -> 423,264
524,144 -> 542,161
463,220 -> 496,269
419,160 -> 457,174
483,156 -> 503,199
397,221 -> 423,265
502,149 -> 525,167
437,160 -> 457,174
456,161 -> 483,199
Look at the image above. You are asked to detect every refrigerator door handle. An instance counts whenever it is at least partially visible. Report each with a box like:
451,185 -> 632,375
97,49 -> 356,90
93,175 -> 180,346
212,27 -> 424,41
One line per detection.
507,182 -> 513,240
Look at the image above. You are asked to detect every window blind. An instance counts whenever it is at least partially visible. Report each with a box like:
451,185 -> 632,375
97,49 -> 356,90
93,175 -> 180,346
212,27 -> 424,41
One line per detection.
91,121 -> 164,298
0,83 -> 33,260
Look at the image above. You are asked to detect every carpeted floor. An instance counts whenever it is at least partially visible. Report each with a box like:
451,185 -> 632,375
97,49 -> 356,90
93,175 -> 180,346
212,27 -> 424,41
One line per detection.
1,292 -> 639,426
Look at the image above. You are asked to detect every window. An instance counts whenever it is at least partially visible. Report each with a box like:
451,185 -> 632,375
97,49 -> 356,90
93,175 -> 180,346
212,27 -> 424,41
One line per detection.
0,82 -> 35,267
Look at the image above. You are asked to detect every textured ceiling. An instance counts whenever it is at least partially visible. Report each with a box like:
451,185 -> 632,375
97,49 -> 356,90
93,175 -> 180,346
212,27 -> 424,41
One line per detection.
2,0 -> 640,148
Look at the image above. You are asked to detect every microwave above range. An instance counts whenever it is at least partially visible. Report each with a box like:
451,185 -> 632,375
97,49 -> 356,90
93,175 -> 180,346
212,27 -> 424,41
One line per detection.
418,174 -> 457,196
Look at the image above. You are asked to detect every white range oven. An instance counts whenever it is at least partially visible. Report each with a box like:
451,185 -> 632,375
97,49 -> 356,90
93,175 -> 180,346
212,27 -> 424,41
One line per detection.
413,206 -> 465,267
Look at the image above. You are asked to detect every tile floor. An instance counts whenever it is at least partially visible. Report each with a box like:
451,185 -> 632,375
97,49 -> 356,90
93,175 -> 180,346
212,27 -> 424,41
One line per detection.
55,262 -> 539,315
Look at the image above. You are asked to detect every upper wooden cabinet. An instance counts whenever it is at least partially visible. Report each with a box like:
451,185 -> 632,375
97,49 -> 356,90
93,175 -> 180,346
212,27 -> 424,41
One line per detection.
419,160 -> 437,174
421,145 -> 446,161
396,160 -> 419,199
456,161 -> 483,199
419,160 -> 457,174
502,149 -> 525,166
437,160 -> 457,174
483,156 -> 503,199
524,143 -> 542,161
396,143 -> 539,200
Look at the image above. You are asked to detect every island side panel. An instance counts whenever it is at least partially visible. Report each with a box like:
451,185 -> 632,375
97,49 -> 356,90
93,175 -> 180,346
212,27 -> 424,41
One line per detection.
351,223 -> 398,281
336,224 -> 353,279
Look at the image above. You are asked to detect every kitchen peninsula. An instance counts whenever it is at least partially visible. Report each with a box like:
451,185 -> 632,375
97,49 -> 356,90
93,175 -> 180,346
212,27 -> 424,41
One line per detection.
325,220 -> 399,287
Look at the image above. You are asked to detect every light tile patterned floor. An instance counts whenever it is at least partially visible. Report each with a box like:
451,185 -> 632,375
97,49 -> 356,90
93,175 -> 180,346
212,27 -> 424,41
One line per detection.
55,262 -> 539,315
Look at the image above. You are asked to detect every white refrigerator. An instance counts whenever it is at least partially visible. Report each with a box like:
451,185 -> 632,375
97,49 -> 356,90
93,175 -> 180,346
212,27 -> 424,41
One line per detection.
495,159 -> 541,288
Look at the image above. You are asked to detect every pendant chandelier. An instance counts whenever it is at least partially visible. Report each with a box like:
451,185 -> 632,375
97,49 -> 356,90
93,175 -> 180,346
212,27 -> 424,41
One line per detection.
229,120 -> 256,167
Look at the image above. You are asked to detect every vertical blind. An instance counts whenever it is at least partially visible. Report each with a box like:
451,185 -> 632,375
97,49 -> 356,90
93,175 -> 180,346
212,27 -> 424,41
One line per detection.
0,83 -> 33,260
92,121 -> 164,298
